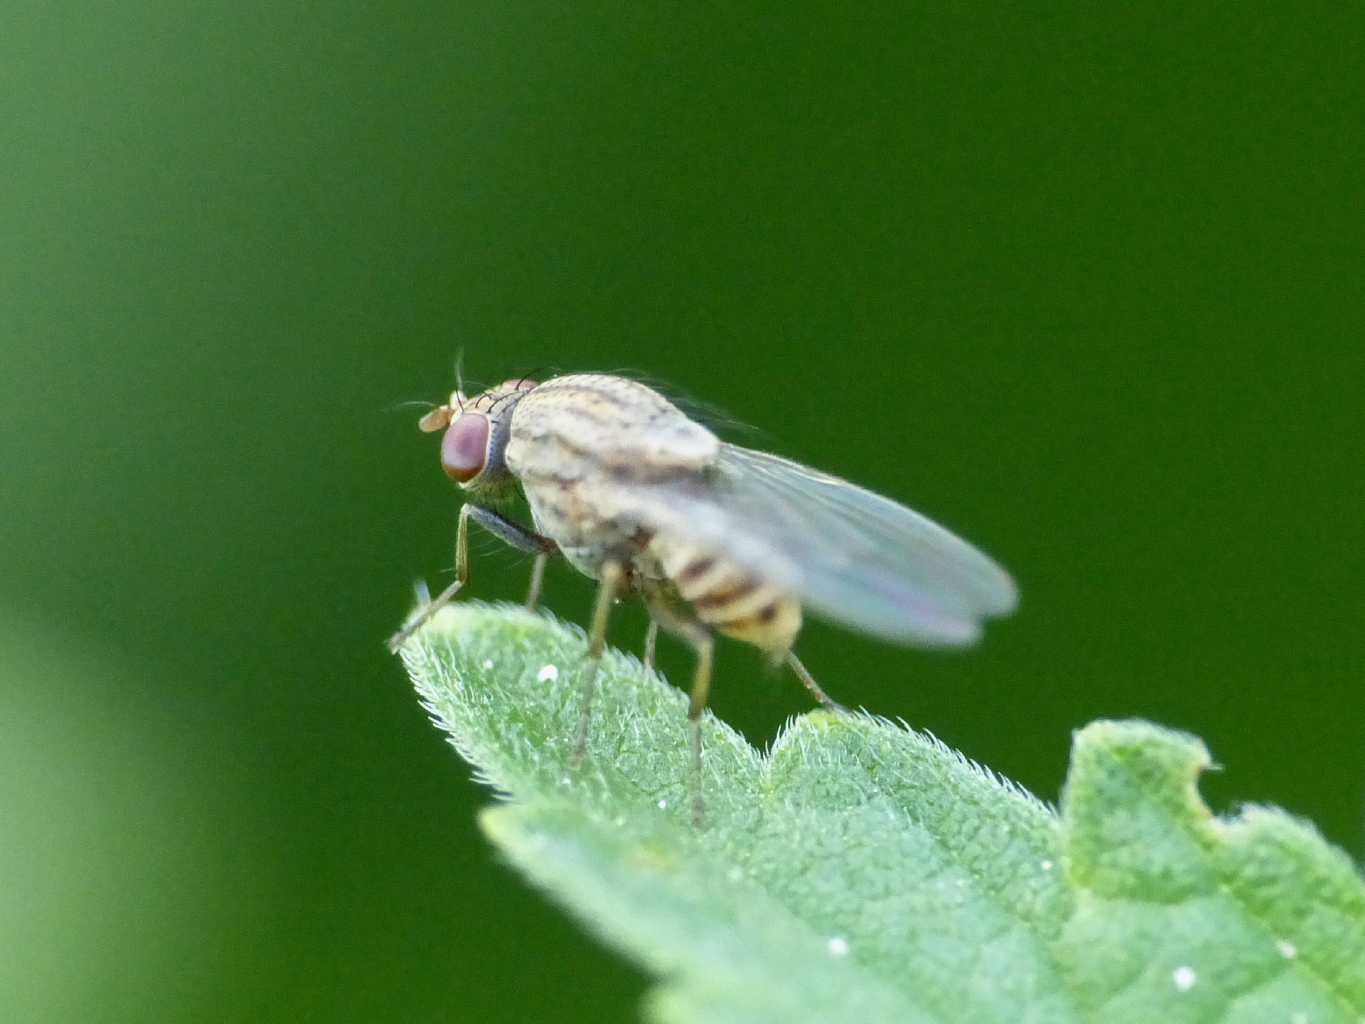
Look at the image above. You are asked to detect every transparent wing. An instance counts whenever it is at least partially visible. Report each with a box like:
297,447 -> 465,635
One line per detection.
622,444 -> 1017,646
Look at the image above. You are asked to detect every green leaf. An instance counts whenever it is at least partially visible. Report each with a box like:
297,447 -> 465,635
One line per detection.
399,602 -> 1365,1024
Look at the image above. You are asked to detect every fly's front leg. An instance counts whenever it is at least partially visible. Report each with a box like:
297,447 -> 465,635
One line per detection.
387,504 -> 473,652
387,504 -> 556,653
641,586 -> 714,827
464,504 -> 557,610
464,504 -> 557,553
570,560 -> 624,768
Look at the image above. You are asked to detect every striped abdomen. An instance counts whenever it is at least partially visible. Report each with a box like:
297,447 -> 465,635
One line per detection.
650,536 -> 802,656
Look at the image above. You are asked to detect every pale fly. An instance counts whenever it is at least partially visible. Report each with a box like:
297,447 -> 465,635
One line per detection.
389,373 -> 1017,823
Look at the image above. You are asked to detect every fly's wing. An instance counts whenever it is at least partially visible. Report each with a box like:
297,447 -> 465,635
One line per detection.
622,444 -> 1017,646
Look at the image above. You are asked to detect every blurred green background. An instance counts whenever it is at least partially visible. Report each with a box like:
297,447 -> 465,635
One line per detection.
3,4 -> 1361,1021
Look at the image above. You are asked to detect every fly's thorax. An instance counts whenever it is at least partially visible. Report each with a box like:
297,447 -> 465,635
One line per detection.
522,472 -> 658,577
521,472 -> 601,549
650,534 -> 802,656
503,374 -> 723,582
506,374 -> 720,485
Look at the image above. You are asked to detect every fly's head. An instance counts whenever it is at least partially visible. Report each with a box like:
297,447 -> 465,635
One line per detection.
418,378 -> 538,502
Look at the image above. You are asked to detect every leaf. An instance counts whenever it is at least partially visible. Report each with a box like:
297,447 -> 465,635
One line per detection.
399,602 -> 1365,1024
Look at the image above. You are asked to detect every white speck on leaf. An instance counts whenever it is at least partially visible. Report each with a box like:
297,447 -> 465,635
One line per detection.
1276,939 -> 1297,959
481,658 -> 494,670
727,866 -> 743,883
827,937 -> 849,957
1040,859 -> 1054,871
1291,1014 -> 1308,1024
657,798 -> 668,810
1172,966 -> 1197,992
536,664 -> 559,683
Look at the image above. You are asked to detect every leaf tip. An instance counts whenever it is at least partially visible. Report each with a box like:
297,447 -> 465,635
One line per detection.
1068,718 -> 1213,817
478,804 -> 532,852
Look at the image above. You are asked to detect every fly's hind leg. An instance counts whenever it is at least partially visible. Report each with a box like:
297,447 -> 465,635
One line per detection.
785,651 -> 848,714
641,585 -> 714,827
570,560 -> 624,768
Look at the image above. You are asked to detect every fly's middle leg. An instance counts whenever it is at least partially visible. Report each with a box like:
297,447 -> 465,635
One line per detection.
684,637 -> 715,827
570,559 -> 623,768
525,552 -> 548,609
642,585 -> 714,827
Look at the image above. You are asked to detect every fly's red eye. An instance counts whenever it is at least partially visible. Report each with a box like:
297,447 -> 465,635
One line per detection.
441,414 -> 489,482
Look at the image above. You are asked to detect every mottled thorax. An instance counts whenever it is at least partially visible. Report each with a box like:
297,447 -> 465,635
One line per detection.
504,375 -> 720,580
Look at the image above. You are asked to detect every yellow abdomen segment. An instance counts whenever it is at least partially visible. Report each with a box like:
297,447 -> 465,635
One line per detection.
650,538 -> 801,656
